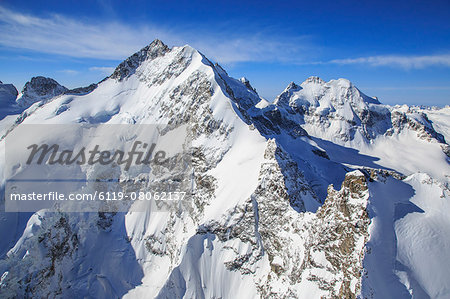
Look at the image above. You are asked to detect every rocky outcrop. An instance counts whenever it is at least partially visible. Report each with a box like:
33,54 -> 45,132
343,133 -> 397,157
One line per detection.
16,76 -> 68,108
65,83 -> 98,95
192,144 -> 369,298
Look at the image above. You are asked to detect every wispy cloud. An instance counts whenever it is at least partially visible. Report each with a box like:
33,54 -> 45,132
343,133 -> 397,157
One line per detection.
89,66 -> 115,75
4,5 -> 447,70
0,6 -> 164,60
191,34 -> 313,64
329,54 -> 450,69
0,5 -> 314,64
59,69 -> 79,75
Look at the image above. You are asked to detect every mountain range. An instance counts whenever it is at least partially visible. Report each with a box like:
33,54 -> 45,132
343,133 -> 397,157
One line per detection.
0,39 -> 449,298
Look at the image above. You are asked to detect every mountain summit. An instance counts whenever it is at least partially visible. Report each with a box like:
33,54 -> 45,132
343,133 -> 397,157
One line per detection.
16,76 -> 68,108
110,39 -> 170,80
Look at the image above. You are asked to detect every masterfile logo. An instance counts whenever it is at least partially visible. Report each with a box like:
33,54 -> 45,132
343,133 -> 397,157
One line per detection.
25,140 -> 168,171
4,124 -> 192,212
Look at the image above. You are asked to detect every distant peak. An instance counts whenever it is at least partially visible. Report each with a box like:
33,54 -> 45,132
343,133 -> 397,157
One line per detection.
150,39 -> 166,47
21,76 -> 67,94
147,39 -> 171,53
0,80 -> 18,104
285,81 -> 301,91
16,76 -> 67,108
332,78 -> 352,88
303,76 -> 325,85
274,82 -> 302,106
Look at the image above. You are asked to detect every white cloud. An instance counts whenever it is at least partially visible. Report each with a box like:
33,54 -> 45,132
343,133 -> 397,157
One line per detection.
89,66 -> 115,75
190,34 -> 313,64
0,6 -> 166,60
330,54 -> 450,69
0,5 -> 314,64
59,69 -> 79,75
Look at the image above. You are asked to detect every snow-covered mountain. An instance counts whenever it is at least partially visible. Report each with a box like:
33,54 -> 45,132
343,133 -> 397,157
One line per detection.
262,76 -> 449,181
16,76 -> 68,109
0,40 -> 449,298
0,81 -> 20,119
0,81 -> 18,104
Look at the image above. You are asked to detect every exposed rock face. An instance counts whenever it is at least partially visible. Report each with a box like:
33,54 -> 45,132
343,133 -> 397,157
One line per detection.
110,39 -> 170,81
161,143 -> 369,298
66,83 -> 98,95
253,158 -> 368,298
390,109 -> 446,143
16,76 -> 68,108
302,171 -> 370,298
0,213 -> 79,298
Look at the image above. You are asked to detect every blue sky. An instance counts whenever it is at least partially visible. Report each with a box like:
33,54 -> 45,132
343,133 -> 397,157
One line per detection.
0,0 -> 449,106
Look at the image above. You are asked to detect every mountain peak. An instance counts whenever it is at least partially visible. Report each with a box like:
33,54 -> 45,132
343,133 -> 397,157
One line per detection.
20,76 -> 67,95
0,81 -> 18,104
273,82 -> 301,106
329,78 -> 352,88
286,81 -> 301,91
150,39 -> 167,48
16,76 -> 67,108
302,76 -> 326,85
110,39 -> 170,81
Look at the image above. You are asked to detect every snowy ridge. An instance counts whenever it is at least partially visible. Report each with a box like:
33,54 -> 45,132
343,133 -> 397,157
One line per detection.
0,40 -> 449,298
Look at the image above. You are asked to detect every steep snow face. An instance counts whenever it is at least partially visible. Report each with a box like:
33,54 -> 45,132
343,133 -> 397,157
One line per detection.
361,170 -> 450,299
357,105 -> 449,181
16,76 -> 68,109
421,106 -> 450,142
394,174 -> 450,298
